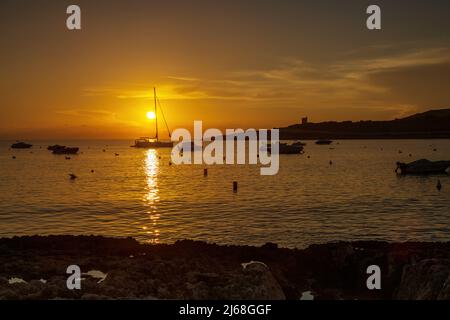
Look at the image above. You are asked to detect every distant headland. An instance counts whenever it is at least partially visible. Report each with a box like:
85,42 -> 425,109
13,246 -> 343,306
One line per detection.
279,109 -> 450,140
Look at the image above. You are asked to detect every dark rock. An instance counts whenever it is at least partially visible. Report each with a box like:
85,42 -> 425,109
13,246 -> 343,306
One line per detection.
395,259 -> 450,299
1,236 -> 450,300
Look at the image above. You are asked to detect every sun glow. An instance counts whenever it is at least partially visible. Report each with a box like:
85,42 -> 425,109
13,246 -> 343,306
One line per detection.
146,111 -> 156,120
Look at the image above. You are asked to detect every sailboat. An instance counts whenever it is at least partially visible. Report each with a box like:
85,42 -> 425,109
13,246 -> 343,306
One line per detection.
132,88 -> 173,148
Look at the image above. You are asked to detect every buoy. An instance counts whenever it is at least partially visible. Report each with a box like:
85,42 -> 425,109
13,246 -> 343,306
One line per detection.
69,174 -> 77,180
329,160 -> 333,165
409,154 -> 412,157
437,180 -> 442,191
307,155 -> 310,159
91,170 -> 95,173
233,181 -> 238,192
169,162 -> 172,166
204,168 -> 208,177
12,156 -> 16,159
115,153 -> 119,156
433,148 -> 437,152
65,157 -> 71,160
103,149 -> 106,152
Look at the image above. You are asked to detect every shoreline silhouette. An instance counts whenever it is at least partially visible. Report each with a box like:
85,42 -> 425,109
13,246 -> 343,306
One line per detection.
279,109 -> 450,140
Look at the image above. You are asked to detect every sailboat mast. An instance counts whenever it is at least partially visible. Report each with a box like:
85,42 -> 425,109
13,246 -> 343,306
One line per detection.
154,87 -> 158,141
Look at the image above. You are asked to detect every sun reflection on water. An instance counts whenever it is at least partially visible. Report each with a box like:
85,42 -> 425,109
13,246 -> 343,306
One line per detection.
143,149 -> 160,243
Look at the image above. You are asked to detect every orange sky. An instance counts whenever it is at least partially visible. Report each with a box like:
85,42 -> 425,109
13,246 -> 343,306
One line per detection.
1,0 -> 449,139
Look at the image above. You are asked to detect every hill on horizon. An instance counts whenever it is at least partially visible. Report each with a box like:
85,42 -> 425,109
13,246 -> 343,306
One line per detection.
279,108 -> 450,140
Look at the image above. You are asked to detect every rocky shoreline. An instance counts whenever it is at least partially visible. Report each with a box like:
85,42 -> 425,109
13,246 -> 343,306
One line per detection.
0,236 -> 449,300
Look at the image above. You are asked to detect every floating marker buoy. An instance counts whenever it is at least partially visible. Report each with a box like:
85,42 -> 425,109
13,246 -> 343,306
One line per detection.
115,153 -> 119,156
65,157 -> 71,160
169,162 -> 172,166
204,168 -> 208,177
437,180 -> 442,191
329,160 -> 333,165
91,170 -> 94,173
233,181 -> 238,192
12,156 -> 16,159
69,174 -> 77,180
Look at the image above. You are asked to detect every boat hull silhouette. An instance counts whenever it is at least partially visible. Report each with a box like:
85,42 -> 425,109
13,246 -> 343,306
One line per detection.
52,147 -> 79,155
132,138 -> 173,149
315,140 -> 333,145
11,142 -> 32,149
396,159 -> 450,175
262,142 -> 304,154
47,145 -> 66,151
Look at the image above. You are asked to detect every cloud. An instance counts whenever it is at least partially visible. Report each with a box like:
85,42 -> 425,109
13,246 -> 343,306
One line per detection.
55,108 -> 141,127
82,44 -> 450,120
167,76 -> 199,82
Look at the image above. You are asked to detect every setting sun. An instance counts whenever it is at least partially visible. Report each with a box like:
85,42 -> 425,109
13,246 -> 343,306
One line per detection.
146,111 -> 156,120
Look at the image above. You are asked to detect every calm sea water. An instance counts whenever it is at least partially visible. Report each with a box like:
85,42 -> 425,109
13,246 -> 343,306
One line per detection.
0,139 -> 449,248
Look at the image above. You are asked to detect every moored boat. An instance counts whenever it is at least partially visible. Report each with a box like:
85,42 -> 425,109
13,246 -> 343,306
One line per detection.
52,146 -> 79,155
315,139 -> 333,145
47,144 -> 66,151
11,142 -> 32,149
133,138 -> 173,148
262,141 -> 304,154
396,159 -> 450,175
132,88 -> 173,149
279,142 -> 304,154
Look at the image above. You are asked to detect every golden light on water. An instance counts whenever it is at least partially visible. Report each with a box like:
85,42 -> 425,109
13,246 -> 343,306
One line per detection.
143,149 -> 160,243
